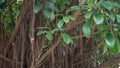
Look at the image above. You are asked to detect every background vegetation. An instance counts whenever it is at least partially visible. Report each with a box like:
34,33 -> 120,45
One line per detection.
0,0 -> 120,68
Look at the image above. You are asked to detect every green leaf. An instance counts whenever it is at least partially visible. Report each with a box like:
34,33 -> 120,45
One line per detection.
43,9 -> 52,19
37,30 -> 47,35
105,33 -> 115,48
63,16 -> 70,23
57,19 -> 64,29
102,1 -> 113,10
45,33 -> 53,41
104,9 -> 115,21
108,13 -> 115,21
103,44 -> 108,54
69,15 -> 76,20
93,12 -> 104,25
47,1 -> 58,12
93,1 -> 102,9
116,14 -> 120,23
110,44 -> 119,55
50,12 -> 55,21
50,28 -> 58,34
61,33 -> 72,44
69,5 -> 80,11
82,22 -> 91,38
34,2 -> 43,13
114,2 -> 120,8
112,24 -> 119,31
66,5 -> 80,14
85,11 -> 93,19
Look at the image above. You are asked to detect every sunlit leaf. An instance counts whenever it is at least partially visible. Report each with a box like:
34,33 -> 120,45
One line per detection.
93,12 -> 104,25
61,33 -> 72,44
45,33 -> 53,41
57,19 -> 64,29
69,15 -> 76,20
105,33 -> 115,48
63,16 -> 70,23
85,11 -> 93,19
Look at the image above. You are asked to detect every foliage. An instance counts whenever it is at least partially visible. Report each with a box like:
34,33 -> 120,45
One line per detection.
1,0 -> 120,67
0,0 -> 23,35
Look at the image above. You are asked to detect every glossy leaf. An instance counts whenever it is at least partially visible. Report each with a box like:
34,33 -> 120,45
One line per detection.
105,33 -> 115,48
102,1 -> 113,10
82,22 -> 91,38
57,19 -> 64,29
61,33 -> 72,44
34,2 -> 43,13
63,16 -> 70,23
93,12 -> 104,25
45,33 -> 53,41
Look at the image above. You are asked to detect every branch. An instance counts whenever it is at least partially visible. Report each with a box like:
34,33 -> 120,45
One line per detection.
35,14 -> 85,68
35,0 -> 86,67
4,0 -> 29,55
